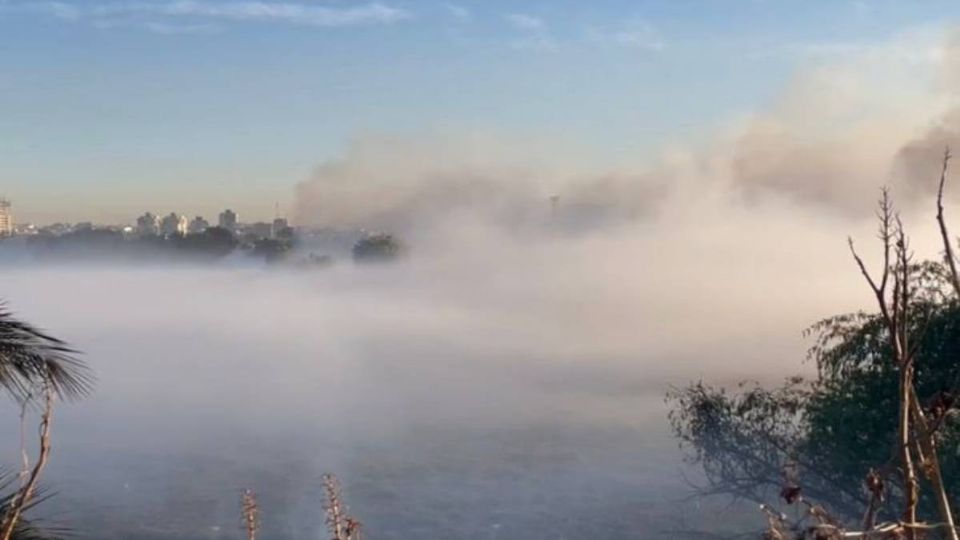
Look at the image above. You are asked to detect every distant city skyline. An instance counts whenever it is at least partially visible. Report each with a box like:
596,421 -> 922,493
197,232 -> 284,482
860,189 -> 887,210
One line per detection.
7,197 -> 292,227
2,1 -> 959,222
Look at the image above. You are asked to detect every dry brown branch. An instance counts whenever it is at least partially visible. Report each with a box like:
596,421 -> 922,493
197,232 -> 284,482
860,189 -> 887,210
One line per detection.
0,386 -> 54,540
751,156 -> 960,540
923,146 -> 960,540
850,196 -> 920,537
324,474 -> 346,540
909,388 -> 958,540
831,167 -> 960,540
936,148 -> 960,298
862,469 -> 884,532
761,504 -> 789,540
241,489 -> 259,540
17,398 -> 30,489
323,474 -> 362,540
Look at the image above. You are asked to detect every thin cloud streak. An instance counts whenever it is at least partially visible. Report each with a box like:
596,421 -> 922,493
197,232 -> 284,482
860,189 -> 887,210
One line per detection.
443,3 -> 470,22
504,12 -> 557,52
1,1 -> 413,29
1,1 -> 82,20
505,13 -> 544,31
142,20 -> 220,34
584,22 -> 665,51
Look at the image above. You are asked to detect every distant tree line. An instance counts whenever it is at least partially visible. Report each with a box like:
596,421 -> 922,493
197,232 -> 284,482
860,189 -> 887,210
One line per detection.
351,233 -> 405,263
19,226 -> 291,264
12,227 -> 408,268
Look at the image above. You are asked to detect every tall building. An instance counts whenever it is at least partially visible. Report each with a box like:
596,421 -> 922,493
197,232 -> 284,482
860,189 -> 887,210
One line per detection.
218,209 -> 238,232
160,213 -> 188,237
188,216 -> 209,234
0,199 -> 12,237
136,212 -> 160,236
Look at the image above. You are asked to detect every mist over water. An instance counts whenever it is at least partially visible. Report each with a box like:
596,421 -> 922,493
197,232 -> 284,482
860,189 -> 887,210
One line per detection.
0,199 -> 881,539
0,265 -> 682,539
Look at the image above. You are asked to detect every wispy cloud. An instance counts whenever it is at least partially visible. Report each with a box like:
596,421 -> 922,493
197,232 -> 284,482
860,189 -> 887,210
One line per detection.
143,20 -> 220,34
504,12 -> 556,51
0,1 -> 413,30
3,1 -> 82,20
505,13 -> 544,32
443,3 -> 470,23
89,16 -> 220,34
93,1 -> 412,26
585,21 -> 665,51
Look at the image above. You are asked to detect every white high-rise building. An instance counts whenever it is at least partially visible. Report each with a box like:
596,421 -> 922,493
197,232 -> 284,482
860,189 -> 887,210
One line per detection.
0,199 -> 13,237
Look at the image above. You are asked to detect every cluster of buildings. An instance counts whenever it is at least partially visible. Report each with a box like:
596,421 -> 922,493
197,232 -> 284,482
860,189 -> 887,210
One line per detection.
129,209 -> 290,238
134,209 -> 236,237
0,199 -> 293,241
134,209 -> 290,239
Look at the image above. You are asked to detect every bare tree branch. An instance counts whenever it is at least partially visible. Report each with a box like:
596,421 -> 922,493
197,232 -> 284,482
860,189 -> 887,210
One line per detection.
240,489 -> 259,540
0,386 -> 54,540
936,148 -> 960,298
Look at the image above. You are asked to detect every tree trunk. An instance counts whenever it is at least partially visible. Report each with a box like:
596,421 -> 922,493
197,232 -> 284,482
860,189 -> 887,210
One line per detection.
900,364 -> 919,539
0,389 -> 53,540
910,390 -> 959,540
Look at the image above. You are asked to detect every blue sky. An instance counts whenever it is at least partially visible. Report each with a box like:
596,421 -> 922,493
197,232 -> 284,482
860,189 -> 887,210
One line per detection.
0,0 -> 956,223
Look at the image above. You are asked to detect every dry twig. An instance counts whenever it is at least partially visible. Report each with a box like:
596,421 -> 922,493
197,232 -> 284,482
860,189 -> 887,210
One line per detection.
241,489 -> 259,540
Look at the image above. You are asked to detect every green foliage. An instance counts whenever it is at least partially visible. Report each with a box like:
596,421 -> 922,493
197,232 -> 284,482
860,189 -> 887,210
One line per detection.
352,233 -> 404,263
173,227 -> 238,258
252,237 -> 291,264
667,378 -> 865,519
0,473 -> 67,540
0,307 -> 90,539
0,306 -> 92,402
668,261 -> 960,522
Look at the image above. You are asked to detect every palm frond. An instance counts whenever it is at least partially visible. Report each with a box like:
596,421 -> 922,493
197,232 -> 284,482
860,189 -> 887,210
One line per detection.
0,304 -> 93,402
0,471 -> 70,540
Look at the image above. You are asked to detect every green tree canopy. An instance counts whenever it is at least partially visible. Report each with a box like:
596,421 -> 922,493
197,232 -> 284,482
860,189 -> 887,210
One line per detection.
668,261 -> 960,524
352,233 -> 404,263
